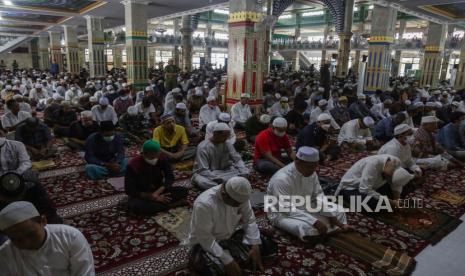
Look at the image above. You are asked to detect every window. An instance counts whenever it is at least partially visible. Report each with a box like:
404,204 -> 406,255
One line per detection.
402,32 -> 423,39
447,57 -> 460,80
106,49 -> 113,63
155,50 -> 172,67
211,52 -> 227,69
122,49 -> 127,64
399,57 -> 420,77
214,33 -> 229,40
307,36 -> 324,42
192,52 -> 204,69
193,31 -> 205,38
85,49 -> 89,63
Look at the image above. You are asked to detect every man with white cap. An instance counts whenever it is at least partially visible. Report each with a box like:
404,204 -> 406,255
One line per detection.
267,147 -> 348,241
254,117 -> 295,175
173,102 -> 198,138
199,96 -> 221,129
244,113 -> 272,143
112,84 -> 133,116
370,99 -> 392,120
0,84 -> 13,101
338,116 -> 375,150
28,83 -> 48,104
192,123 -> 249,189
270,96 -> 290,116
67,110 -> 99,150
1,99 -> 32,133
164,87 -> 182,115
309,99 -> 340,130
91,97 -> 118,125
0,201 -> 95,275
231,93 -> 253,129
335,154 -> 414,210
204,112 -> 237,145
188,177 -> 274,275
374,112 -> 407,143
378,124 -> 422,176
135,97 -> 157,123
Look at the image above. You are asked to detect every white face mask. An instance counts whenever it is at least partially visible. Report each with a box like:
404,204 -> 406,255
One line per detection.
144,158 -> 158,166
320,124 -> 331,131
273,129 -> 285,137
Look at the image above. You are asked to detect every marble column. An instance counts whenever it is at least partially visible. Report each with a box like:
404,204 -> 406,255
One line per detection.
173,18 -> 181,67
226,0 -> 267,112
63,25 -> 80,74
180,15 -> 194,72
86,16 -> 106,78
336,0 -> 354,78
123,0 -> 148,89
49,31 -> 63,72
113,46 -> 122,68
30,38 -> 40,69
364,5 -> 397,92
440,25 -> 455,81
420,22 -> 446,87
392,19 -> 406,77
38,36 -> 50,70
454,38 -> 465,89
204,16 -> 213,65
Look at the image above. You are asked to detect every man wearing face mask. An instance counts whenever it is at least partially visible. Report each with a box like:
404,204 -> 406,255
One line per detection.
254,117 -> 295,175
124,140 -> 188,215
270,96 -> 290,117
113,83 -> 133,116
378,124 -> 423,177
296,114 -> 341,163
309,99 -> 340,131
68,111 -> 99,151
91,97 -> 118,125
84,121 -> 127,180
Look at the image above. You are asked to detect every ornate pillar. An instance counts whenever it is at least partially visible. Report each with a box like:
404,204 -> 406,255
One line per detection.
454,39 -> 465,89
364,5 -> 397,92
123,0 -> 148,89
30,38 -> 40,69
440,25 -> 455,81
113,46 -> 122,68
49,31 -> 63,72
336,0 -> 354,78
173,18 -> 181,67
392,19 -> 406,77
204,13 -> 213,65
38,36 -> 50,70
226,0 -> 267,113
86,16 -> 106,78
420,22 -> 446,87
63,25 -> 80,74
180,15 -> 194,72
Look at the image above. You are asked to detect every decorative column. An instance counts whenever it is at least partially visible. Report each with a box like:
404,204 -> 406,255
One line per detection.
63,25 -> 80,74
180,15 -> 194,72
38,36 -> 50,70
173,18 -> 181,67
30,38 -> 40,69
392,19 -> 406,77
440,25 -> 455,81
292,13 -> 301,71
148,47 -> 156,68
352,21 -> 365,75
364,5 -> 397,92
336,0 -> 354,78
454,38 -> 465,89
49,31 -> 63,72
322,25 -> 330,64
420,22 -> 446,87
113,46 -> 122,68
86,16 -> 106,78
123,0 -> 148,89
226,0 -> 267,113
204,13 -> 213,65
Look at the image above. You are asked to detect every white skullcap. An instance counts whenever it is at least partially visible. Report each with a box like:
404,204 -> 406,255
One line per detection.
280,97 -> 288,102
218,113 -> 231,122
52,93 -> 63,100
318,87 -> 325,92
207,96 -> 216,102
241,93 -> 251,98
99,97 -> 109,105
81,110 -> 92,118
145,86 -> 153,92
35,84 -> 42,89
213,122 -> 230,132
12,94 -> 23,100
172,87 -> 181,93
203,82 -> 209,85
432,90 -> 441,95
106,85 -> 113,91
318,99 -> 328,106
386,87 -> 393,92
296,146 -> 319,162
176,102 -> 187,110
392,168 -> 414,191
89,96 -> 98,103
384,99 -> 393,104
275,93 -> 281,99
452,101 -> 460,107
451,90 -> 457,94
127,105 -> 138,115
0,201 -> 40,231
413,102 -> 424,107
442,91 -> 449,96
272,117 -> 288,128
13,80 -> 20,84
363,116 -> 375,127
225,177 -> 252,204
421,116 -> 439,124
358,94 -> 366,99
107,80 -> 113,84
317,113 -> 332,122
260,114 -> 271,124
425,102 -> 436,107
71,87 -> 77,91
394,123 -> 412,136
404,100 -> 411,106
5,85 -> 12,90
195,88 -> 203,96
122,83 -> 128,88
435,102 -> 443,108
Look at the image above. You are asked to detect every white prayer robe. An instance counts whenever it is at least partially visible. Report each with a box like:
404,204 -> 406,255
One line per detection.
163,91 -> 176,115
309,107 -> 340,130
0,139 -> 32,175
135,102 -> 156,120
231,102 -> 252,125
335,154 -> 403,198
337,119 -> 372,145
187,185 -> 261,264
269,102 -> 290,117
1,111 -> 32,129
91,105 -> 118,125
370,103 -> 390,119
0,224 -> 95,276
204,120 -> 237,145
378,138 -> 421,173
29,89 -> 49,101
199,104 -> 221,127
267,163 -> 346,240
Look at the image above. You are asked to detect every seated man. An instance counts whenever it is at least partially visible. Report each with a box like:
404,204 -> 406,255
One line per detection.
84,121 -> 127,180
296,114 -> 340,163
187,177 -> 275,275
199,96 -> 221,130
374,112 -> 406,143
118,106 -> 151,145
338,116 -> 376,151
370,99 -> 392,120
192,123 -> 249,190
91,97 -> 118,125
270,96 -> 290,116
204,112 -> 238,148
231,93 -> 253,129
1,99 -> 31,133
153,113 -> 196,161
267,147 -> 348,241
330,96 -> 351,127
244,114 -> 271,143
309,99 -> 340,130
0,201 -> 95,275
125,140 -> 188,215
68,111 -> 99,151
135,97 -> 158,124
437,111 -> 465,160
15,118 -> 56,161
0,129 -> 38,182
335,154 -> 414,210
285,101 -> 308,135
254,117 -> 295,175
0,173 -> 62,224
52,101 -> 77,137
174,102 -> 199,140
378,124 -> 423,176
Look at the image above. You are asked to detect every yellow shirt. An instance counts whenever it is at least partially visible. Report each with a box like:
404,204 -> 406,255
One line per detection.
153,124 -> 189,148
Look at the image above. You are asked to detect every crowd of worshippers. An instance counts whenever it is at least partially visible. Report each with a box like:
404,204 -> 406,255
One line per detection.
1,62 -> 465,275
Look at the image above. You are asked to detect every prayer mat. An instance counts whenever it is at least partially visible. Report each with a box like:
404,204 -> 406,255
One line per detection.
32,159 -> 56,171
154,207 -> 192,241
107,176 -> 126,191
374,208 -> 462,245
173,159 -> 194,171
327,231 -> 416,276
431,191 -> 465,206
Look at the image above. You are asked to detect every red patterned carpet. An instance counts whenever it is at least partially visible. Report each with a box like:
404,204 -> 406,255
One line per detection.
38,138 -> 465,275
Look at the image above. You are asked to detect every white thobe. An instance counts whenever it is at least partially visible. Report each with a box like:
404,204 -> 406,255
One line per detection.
1,111 -> 32,129
91,105 -> 118,125
135,102 -> 156,120
267,163 -> 346,239
0,140 -> 32,175
269,102 -> 290,117
231,102 -> 252,125
309,107 -> 340,130
378,138 -> 421,173
337,119 -> 372,145
208,87 -> 219,99
204,120 -> 237,145
370,95 -> 381,105
29,89 -> 48,101
0,224 -> 95,276
199,105 -> 221,127
370,103 -> 390,119
3,103 -> 32,114
187,185 -> 261,264
163,91 -> 176,115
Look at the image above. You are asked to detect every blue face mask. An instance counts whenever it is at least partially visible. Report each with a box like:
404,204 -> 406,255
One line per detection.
103,135 -> 115,142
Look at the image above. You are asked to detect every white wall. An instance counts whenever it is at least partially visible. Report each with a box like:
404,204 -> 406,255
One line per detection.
0,53 -> 33,69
